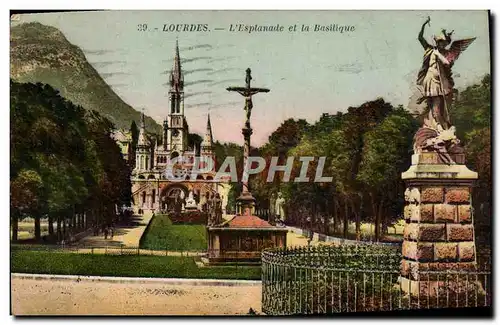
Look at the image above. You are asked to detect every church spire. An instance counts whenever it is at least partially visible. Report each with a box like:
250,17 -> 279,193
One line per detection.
137,109 -> 148,147
170,39 -> 183,91
201,113 -> 213,151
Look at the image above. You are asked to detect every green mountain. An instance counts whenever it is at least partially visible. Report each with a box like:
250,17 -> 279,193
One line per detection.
10,22 -> 162,134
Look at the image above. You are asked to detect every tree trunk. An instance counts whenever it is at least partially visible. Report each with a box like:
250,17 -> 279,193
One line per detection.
48,216 -> 54,235
57,218 -> 62,241
34,216 -> 41,241
378,201 -> 385,240
374,199 -> 384,242
62,218 -> 67,239
11,214 -> 19,241
343,200 -> 349,238
355,212 -> 361,241
332,198 -> 338,235
369,193 -> 378,242
350,199 -> 361,241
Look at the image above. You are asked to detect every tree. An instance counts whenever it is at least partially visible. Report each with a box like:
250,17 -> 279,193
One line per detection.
357,109 -> 417,241
450,74 -> 491,246
10,169 -> 44,241
10,80 -> 131,242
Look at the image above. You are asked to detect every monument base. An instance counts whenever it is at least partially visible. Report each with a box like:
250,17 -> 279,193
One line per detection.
400,154 -> 480,297
399,276 -> 485,298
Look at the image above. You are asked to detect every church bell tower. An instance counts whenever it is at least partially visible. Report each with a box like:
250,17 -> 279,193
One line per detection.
167,40 -> 188,155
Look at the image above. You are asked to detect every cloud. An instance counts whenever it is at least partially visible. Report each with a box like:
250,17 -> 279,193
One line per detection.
83,48 -> 124,55
185,79 -> 214,87
206,56 -> 237,64
182,56 -> 212,64
99,72 -> 132,78
327,63 -> 364,74
184,91 -> 213,99
184,68 -> 214,76
207,101 -> 242,110
109,83 -> 129,88
207,68 -> 240,76
213,44 -> 236,50
208,79 -> 241,86
90,61 -> 127,68
181,44 -> 213,51
163,56 -> 212,64
185,102 -> 211,108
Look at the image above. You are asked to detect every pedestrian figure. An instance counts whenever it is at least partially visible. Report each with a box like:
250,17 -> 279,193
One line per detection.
110,226 -> 114,239
104,227 -> 108,240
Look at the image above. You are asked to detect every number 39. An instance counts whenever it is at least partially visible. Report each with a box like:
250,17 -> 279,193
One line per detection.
137,24 -> 148,31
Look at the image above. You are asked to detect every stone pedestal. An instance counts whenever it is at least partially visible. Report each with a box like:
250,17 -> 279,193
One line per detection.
400,153 -> 478,296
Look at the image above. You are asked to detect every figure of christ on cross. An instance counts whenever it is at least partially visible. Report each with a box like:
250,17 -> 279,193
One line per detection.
227,68 -> 270,129
227,68 -> 270,213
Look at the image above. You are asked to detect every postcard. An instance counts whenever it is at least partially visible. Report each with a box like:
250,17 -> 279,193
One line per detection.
10,10 -> 491,316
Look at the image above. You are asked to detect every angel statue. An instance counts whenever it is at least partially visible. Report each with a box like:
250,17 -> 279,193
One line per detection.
413,16 -> 476,163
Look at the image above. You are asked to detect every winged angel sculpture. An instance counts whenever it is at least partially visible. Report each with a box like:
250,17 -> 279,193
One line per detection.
413,16 -> 476,163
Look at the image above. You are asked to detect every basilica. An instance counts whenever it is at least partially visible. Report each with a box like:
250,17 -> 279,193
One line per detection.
117,41 -> 226,214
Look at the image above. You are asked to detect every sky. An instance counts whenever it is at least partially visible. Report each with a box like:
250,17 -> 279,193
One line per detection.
12,10 -> 490,146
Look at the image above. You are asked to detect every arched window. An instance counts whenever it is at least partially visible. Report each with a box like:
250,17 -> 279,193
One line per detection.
138,175 -> 145,180
170,151 -> 179,160
145,156 -> 149,170
147,175 -> 155,180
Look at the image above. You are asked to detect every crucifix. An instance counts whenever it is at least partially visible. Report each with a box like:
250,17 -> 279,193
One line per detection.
227,68 -> 270,215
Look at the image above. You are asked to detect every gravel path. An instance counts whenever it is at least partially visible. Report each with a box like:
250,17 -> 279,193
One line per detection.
11,276 -> 262,315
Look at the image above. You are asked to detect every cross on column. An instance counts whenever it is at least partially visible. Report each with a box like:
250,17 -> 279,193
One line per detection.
227,68 -> 270,215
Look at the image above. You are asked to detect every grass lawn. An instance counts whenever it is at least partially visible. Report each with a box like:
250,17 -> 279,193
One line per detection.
140,214 -> 207,251
11,250 -> 261,280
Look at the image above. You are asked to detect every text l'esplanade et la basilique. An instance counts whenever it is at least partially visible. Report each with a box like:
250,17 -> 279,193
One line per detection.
138,23 -> 356,33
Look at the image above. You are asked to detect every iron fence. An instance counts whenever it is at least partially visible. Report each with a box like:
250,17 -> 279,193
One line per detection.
11,244 -> 274,261
261,245 -> 491,315
10,243 -> 205,257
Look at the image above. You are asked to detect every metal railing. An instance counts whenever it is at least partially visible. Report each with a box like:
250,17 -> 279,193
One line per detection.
261,245 -> 491,315
11,244 -> 273,261
10,243 -> 205,257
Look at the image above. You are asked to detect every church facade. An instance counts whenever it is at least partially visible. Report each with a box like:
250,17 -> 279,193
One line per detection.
129,41 -> 223,214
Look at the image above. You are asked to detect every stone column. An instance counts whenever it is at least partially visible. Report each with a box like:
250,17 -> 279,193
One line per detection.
400,152 -> 478,296
237,126 -> 256,214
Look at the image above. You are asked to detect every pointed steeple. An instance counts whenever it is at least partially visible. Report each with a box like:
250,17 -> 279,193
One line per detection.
137,109 -> 148,147
201,113 -> 213,151
206,114 -> 213,143
170,39 -> 183,91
